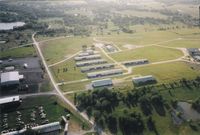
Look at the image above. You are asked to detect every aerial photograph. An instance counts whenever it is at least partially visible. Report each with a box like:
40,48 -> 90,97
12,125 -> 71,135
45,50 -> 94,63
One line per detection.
0,0 -> 200,135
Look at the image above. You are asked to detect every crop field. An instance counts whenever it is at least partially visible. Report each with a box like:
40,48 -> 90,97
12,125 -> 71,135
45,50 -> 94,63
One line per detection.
109,46 -> 183,62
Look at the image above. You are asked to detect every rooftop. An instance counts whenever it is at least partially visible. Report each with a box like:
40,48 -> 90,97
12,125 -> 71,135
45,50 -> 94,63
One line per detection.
0,96 -> 20,105
1,71 -> 23,84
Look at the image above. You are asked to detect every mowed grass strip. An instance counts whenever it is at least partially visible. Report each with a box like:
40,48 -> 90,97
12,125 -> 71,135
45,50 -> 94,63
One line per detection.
1,46 -> 36,58
133,62 -> 200,83
41,37 -> 93,64
109,46 -> 183,62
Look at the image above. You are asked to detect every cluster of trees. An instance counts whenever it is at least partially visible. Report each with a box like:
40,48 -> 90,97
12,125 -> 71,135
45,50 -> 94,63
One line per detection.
76,87 -> 168,134
111,15 -> 170,28
192,97 -> 200,113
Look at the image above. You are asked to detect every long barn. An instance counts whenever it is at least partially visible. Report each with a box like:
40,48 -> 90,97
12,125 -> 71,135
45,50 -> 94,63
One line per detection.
87,69 -> 123,78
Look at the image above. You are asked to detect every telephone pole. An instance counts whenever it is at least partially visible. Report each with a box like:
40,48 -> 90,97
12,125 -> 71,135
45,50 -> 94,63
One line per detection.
199,6 -> 200,28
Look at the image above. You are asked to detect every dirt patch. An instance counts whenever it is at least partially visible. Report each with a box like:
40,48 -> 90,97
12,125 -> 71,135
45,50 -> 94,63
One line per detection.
123,44 -> 140,49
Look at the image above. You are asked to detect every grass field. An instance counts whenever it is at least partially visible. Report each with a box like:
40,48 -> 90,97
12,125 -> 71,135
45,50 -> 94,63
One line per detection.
161,39 -> 200,48
50,58 -> 87,82
0,46 -> 36,59
97,31 -> 180,48
132,62 -> 200,83
41,37 -> 93,64
109,46 -> 183,62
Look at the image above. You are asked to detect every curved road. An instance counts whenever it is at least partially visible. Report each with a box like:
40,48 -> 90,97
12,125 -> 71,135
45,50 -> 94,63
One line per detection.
32,33 -> 94,127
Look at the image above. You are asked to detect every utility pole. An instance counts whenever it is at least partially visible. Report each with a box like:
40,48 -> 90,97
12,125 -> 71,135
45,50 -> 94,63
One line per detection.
199,6 -> 200,28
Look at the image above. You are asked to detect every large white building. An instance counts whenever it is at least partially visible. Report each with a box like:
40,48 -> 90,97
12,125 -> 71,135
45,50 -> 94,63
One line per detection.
92,78 -> 113,88
0,71 -> 24,86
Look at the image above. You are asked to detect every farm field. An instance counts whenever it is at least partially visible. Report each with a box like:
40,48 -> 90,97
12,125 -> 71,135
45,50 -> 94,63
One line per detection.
109,46 -> 183,62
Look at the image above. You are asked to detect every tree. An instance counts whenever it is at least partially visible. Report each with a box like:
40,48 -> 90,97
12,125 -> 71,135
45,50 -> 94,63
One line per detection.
107,115 -> 118,134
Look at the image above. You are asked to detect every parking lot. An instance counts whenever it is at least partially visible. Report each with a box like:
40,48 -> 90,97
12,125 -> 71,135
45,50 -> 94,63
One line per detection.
0,57 -> 46,96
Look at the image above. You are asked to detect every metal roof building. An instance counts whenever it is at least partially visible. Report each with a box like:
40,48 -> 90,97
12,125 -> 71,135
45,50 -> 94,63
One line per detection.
132,75 -> 156,84
122,59 -> 149,66
74,54 -> 101,61
0,71 -> 24,86
92,78 -> 113,88
76,59 -> 107,67
0,96 -> 20,105
87,69 -> 123,78
81,63 -> 115,72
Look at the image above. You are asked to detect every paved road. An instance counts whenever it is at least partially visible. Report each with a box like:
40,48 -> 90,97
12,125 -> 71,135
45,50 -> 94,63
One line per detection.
32,33 -> 94,126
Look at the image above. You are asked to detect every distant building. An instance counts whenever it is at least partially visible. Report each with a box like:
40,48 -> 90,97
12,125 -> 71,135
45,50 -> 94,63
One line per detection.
0,71 -> 24,86
132,75 -> 156,86
187,48 -> 200,56
92,78 -> 113,88
105,44 -> 116,52
194,56 -> 200,61
4,66 -> 15,71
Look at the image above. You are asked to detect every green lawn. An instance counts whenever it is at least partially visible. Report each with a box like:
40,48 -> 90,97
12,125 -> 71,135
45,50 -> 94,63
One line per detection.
132,62 -> 200,83
41,37 -> 93,64
109,46 -> 183,62
1,46 -> 36,59
50,58 -> 87,82
97,31 -> 180,48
